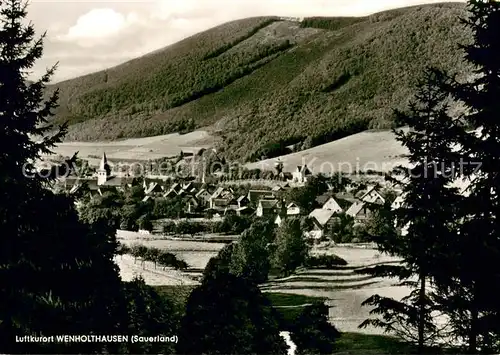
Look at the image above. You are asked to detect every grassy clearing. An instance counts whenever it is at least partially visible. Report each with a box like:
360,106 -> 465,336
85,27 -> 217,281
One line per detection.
152,287 -> 434,354
334,332 -> 413,354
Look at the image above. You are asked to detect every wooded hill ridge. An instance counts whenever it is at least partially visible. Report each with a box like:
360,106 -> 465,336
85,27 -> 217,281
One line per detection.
49,2 -> 470,162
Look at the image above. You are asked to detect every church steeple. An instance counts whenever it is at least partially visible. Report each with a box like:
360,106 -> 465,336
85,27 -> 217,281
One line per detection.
99,152 -> 108,171
97,152 -> 111,185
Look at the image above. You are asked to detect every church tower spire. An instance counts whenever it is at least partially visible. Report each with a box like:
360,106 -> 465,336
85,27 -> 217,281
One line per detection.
97,152 -> 111,185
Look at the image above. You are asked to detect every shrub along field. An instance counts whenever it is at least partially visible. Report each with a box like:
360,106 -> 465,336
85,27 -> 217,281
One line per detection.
50,3 -> 470,162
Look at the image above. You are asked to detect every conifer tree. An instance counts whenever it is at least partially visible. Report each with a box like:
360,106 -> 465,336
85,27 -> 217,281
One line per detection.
0,1 -> 124,352
438,1 -> 500,352
272,217 -> 309,277
359,68 -> 464,352
177,273 -> 288,355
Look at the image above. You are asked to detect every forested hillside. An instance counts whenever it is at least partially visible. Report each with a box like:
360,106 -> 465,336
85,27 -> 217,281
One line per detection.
50,2 -> 470,162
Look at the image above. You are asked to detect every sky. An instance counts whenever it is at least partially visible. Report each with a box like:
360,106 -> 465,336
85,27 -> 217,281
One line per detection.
26,0 -> 464,83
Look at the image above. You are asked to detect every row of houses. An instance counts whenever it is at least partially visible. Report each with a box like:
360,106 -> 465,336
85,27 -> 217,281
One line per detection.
302,186 -> 387,239
59,153 -> 393,240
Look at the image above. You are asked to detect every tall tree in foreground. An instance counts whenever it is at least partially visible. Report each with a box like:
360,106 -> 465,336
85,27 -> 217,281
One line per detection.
121,277 -> 179,354
272,218 -> 309,277
230,219 -> 276,283
177,273 -> 288,355
359,68 -> 465,352
438,1 -> 500,352
0,0 -> 124,352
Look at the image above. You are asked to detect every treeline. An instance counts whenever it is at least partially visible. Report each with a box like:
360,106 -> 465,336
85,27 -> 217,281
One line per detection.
162,215 -> 252,236
300,16 -> 366,31
117,243 -> 189,270
203,18 -> 279,60
246,117 -> 371,160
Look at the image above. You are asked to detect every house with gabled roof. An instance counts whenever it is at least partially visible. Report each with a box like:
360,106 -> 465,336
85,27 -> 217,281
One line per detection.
345,186 -> 386,222
195,188 -> 212,207
163,188 -> 178,198
275,214 -> 285,227
358,186 -> 386,204
292,165 -> 312,185
256,199 -> 283,217
209,187 -> 235,209
186,196 -> 201,214
321,197 -> 343,214
144,182 -> 163,196
169,182 -> 182,193
236,206 -> 254,216
306,208 -> 339,240
247,190 -> 275,205
237,195 -> 249,209
286,202 -> 302,216
391,194 -> 405,210
316,193 -> 344,213
345,202 -> 371,222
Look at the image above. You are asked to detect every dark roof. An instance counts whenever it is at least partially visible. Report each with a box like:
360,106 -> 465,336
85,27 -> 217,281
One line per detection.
102,176 -> 131,187
316,193 -> 336,205
237,195 -> 249,202
73,178 -> 99,191
187,196 -> 200,205
259,199 -> 279,209
335,192 -> 356,201
248,190 -> 275,202
297,165 -> 312,174
334,192 -> 357,209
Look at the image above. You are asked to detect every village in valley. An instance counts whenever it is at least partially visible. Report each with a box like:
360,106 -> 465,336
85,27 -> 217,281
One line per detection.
52,150 -> 397,241
4,0 -> 500,353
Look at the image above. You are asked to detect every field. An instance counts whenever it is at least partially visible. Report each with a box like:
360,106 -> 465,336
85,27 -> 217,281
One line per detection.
45,130 -> 215,164
116,230 -> 226,284
115,231 -> 411,336
48,128 -> 409,176
246,129 -> 409,174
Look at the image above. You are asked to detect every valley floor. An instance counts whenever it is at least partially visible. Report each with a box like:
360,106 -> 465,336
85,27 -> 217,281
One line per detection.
115,230 -> 411,336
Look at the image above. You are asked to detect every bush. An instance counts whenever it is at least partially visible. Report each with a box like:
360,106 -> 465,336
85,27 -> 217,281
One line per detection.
304,254 -> 348,268
130,244 -> 149,261
217,215 -> 252,235
174,220 -> 209,236
290,302 -> 341,355
137,214 -> 153,232
162,221 -> 176,235
116,243 -> 130,256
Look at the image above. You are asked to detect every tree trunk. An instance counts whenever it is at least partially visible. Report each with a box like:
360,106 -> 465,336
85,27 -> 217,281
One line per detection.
469,291 -> 478,354
418,273 -> 426,354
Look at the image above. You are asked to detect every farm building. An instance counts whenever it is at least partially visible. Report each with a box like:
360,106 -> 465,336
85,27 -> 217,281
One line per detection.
307,209 -> 339,240
247,189 -> 276,205
256,199 -> 283,217
286,202 -> 302,216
